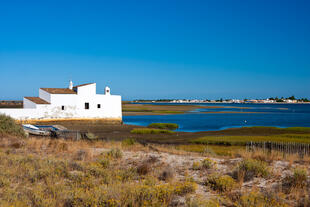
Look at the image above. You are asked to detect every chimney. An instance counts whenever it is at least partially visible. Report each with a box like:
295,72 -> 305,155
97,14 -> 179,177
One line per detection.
105,86 -> 110,95
69,80 -> 73,90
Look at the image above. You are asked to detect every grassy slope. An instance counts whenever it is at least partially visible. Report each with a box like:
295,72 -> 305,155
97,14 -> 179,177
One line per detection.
0,114 -> 25,137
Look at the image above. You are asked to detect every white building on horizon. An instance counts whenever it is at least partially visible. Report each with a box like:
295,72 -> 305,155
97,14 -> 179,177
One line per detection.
0,81 -> 122,121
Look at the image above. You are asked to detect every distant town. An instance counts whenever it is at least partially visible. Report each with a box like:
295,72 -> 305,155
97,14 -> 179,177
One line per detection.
134,96 -> 310,104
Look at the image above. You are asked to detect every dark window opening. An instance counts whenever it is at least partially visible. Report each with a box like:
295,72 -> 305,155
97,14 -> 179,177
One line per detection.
85,102 -> 89,109
97,104 -> 101,108
61,106 -> 65,110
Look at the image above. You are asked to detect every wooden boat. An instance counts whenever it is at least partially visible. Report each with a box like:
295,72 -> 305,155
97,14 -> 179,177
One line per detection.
22,124 -> 51,136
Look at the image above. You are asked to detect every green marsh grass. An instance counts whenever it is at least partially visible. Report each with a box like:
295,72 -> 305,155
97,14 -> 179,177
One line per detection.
192,134 -> 310,146
241,126 -> 310,132
151,110 -> 183,114
284,127 -> 310,132
131,128 -> 175,134
123,109 -> 183,114
148,123 -> 179,130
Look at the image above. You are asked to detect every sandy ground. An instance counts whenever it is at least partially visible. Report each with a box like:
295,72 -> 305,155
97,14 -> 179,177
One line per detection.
90,145 -> 308,206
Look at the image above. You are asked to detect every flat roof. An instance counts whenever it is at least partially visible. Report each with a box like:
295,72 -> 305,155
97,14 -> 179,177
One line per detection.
40,88 -> 77,94
24,97 -> 50,104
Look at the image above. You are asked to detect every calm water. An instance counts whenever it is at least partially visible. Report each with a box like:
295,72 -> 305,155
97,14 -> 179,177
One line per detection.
123,103 -> 310,132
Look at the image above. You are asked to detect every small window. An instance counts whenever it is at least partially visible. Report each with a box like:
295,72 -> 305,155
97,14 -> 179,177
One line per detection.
85,102 -> 89,109
97,104 -> 101,108
61,106 -> 65,110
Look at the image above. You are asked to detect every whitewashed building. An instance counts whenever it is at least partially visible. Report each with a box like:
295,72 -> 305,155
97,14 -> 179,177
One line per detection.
0,82 -> 122,121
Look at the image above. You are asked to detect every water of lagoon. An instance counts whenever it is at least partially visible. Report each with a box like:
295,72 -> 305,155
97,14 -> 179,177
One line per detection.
123,103 -> 310,132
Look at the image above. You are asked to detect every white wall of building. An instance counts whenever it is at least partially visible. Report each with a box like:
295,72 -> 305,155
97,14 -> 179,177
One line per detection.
1,83 -> 122,121
50,94 -> 78,107
0,108 -> 44,120
38,89 -> 51,103
23,98 -> 37,108
77,83 -> 96,96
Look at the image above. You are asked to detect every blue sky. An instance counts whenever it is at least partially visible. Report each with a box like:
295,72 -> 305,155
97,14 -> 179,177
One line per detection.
0,0 -> 309,100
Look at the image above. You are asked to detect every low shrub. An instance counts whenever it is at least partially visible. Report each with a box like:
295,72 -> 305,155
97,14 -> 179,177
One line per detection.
106,148 -> 123,159
291,168 -> 308,188
130,182 -> 181,205
148,123 -> 179,130
186,197 -> 220,207
0,176 -> 9,188
87,164 -> 109,178
282,167 -> 308,191
97,157 -> 110,168
191,159 -> 216,171
159,166 -> 174,181
202,158 -> 215,169
0,114 -> 26,138
121,138 -> 136,146
130,128 -> 175,134
205,174 -> 236,193
74,149 -> 92,161
10,141 -> 24,149
236,191 -> 288,207
117,167 -> 137,182
233,159 -> 269,182
137,163 -> 151,176
174,181 -> 197,196
56,142 -> 69,152
192,161 -> 201,170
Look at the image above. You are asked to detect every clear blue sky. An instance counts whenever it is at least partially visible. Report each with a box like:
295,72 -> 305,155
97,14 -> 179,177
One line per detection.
0,0 -> 309,100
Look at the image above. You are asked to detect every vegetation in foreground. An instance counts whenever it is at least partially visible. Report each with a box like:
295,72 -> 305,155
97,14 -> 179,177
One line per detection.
1,116 -> 310,206
0,136 -> 304,207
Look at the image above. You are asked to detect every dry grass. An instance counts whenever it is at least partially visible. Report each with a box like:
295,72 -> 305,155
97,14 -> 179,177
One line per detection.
238,149 -> 309,163
1,114 -> 310,207
0,135 -> 309,206
0,136 -> 200,206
